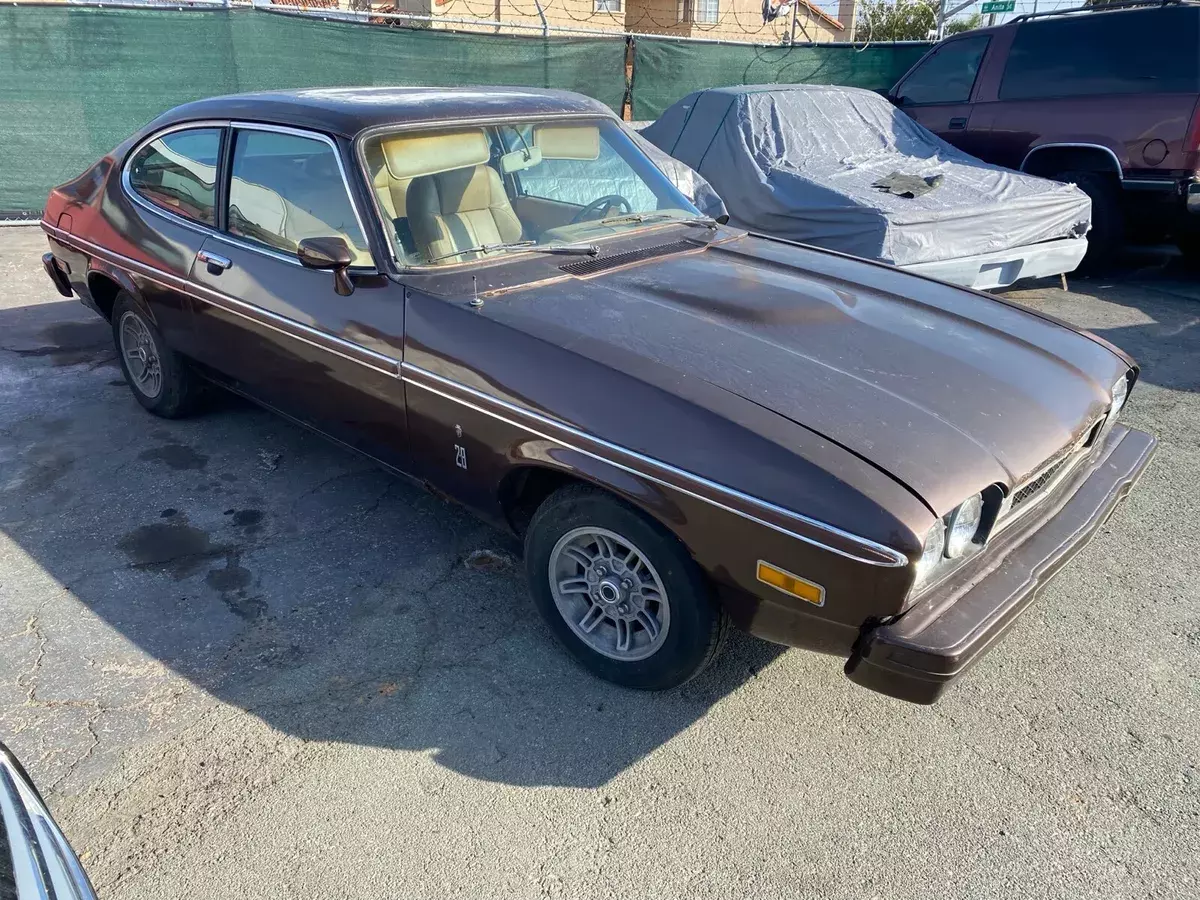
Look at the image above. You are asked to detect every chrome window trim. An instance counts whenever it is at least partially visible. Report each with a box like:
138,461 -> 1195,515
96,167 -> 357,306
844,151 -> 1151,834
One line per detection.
42,223 -> 906,569
120,119 -> 229,236
1020,143 -> 1124,180
228,120 -> 375,268
121,119 -> 379,272
401,364 -> 909,568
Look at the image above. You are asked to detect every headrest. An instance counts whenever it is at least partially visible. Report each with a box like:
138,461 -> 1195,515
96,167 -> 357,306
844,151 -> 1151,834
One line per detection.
533,125 -> 600,161
379,128 -> 491,180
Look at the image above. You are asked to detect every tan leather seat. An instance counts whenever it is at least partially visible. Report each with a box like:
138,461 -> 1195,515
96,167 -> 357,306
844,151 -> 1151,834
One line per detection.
406,164 -> 523,262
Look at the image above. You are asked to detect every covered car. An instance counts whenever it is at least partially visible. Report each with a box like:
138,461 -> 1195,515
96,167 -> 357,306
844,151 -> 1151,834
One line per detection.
640,84 -> 1092,290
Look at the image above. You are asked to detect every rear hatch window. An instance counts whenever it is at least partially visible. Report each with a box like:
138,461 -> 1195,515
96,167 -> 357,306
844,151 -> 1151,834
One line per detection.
999,7 -> 1200,99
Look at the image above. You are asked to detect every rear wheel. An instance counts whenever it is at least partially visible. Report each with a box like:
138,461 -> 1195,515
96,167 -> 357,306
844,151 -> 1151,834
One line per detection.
112,293 -> 199,418
1175,230 -> 1200,269
1057,169 -> 1123,273
524,485 -> 728,690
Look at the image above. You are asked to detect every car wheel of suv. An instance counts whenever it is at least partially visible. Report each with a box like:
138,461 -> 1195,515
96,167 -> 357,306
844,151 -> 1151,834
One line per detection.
112,293 -> 199,418
1058,169 -> 1123,273
1175,231 -> 1200,269
524,484 -> 728,690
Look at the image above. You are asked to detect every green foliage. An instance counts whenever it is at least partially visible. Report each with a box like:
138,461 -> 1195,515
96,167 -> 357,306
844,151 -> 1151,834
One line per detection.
946,12 -> 985,34
857,0 -> 938,42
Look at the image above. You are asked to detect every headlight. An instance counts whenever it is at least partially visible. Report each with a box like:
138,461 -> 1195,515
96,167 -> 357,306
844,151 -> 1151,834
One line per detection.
945,492 -> 983,558
911,518 -> 945,593
1110,374 -> 1129,420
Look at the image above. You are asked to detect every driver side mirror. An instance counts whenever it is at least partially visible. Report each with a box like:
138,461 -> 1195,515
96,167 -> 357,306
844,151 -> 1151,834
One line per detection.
1,741 -> 97,898
297,236 -> 355,297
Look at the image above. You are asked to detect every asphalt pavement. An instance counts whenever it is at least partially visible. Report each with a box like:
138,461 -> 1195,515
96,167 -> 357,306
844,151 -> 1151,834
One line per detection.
1,224 -> 1197,899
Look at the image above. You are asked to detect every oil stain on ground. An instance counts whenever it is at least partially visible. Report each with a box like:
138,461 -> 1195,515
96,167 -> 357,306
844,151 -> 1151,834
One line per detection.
205,553 -> 266,620
138,443 -> 209,471
116,513 -> 230,580
9,321 -> 113,366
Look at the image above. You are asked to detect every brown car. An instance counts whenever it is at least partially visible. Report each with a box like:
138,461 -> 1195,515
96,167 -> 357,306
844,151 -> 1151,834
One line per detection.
40,87 -> 1156,703
889,2 -> 1200,266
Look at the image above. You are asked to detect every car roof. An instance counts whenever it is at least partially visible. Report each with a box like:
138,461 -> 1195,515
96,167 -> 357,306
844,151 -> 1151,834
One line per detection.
144,86 -> 616,139
692,84 -> 880,99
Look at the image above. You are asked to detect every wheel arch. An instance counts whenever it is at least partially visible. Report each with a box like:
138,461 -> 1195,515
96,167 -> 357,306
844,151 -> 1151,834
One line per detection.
1021,143 -> 1123,180
496,446 -> 689,543
85,263 -> 142,322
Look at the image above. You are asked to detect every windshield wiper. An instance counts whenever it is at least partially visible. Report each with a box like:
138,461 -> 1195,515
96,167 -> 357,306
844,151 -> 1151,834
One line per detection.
596,212 -> 718,229
426,240 -> 598,263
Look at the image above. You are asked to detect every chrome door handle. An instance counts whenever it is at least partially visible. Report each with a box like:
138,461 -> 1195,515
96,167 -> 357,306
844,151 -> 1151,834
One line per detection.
197,250 -> 232,272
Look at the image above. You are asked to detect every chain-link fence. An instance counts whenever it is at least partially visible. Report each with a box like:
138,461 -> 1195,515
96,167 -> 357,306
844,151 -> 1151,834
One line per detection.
0,3 -> 931,215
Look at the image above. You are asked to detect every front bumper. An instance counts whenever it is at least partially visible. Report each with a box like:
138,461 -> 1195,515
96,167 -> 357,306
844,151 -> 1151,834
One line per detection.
845,424 -> 1156,704
902,237 -> 1088,291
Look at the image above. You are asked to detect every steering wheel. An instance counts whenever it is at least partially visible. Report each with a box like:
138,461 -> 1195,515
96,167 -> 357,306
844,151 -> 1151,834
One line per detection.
569,193 -> 632,225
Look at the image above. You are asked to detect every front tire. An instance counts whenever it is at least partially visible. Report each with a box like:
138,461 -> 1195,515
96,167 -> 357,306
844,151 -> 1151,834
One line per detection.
112,293 -> 199,418
524,485 -> 728,690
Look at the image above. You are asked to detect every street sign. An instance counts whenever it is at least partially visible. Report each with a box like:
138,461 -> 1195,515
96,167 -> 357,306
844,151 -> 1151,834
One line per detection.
981,1 -> 1015,11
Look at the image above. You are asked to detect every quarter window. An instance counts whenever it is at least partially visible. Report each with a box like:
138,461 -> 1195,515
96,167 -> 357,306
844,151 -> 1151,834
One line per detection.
999,9 -> 1200,100
895,36 -> 990,106
127,128 -> 221,226
226,129 -> 371,266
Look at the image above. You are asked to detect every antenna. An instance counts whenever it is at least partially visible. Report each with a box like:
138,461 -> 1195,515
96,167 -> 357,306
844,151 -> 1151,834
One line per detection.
470,275 -> 483,309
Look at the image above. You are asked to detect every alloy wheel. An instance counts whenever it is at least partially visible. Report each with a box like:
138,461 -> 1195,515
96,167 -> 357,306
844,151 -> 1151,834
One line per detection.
548,526 -> 671,661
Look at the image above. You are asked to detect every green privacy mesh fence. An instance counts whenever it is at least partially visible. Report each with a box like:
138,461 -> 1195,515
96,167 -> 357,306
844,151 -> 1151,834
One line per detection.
630,38 -> 930,121
0,7 -> 627,215
0,7 -> 931,215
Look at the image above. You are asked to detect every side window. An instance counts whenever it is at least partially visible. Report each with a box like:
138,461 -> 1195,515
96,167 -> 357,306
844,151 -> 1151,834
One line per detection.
505,125 -> 658,211
895,36 -> 990,106
999,10 -> 1200,100
226,129 -> 372,266
127,128 -> 221,226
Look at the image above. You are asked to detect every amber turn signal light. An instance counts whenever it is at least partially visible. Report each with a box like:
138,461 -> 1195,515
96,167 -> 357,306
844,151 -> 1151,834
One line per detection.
756,561 -> 825,607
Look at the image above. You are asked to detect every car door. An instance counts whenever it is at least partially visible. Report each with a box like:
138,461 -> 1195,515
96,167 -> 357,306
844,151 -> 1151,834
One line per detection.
890,34 -> 992,154
186,123 -> 409,469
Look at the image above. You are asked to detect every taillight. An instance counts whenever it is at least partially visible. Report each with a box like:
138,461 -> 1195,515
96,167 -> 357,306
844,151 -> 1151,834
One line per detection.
1186,99 -> 1200,169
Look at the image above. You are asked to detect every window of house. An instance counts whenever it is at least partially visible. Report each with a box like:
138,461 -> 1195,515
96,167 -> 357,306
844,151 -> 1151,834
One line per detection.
126,127 -> 221,226
226,128 -> 371,266
595,0 -> 621,12
679,0 -> 719,24
999,9 -> 1199,100
893,35 -> 990,106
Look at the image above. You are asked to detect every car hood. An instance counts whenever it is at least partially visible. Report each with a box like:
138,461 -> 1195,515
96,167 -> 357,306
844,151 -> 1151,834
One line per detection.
488,234 -> 1127,514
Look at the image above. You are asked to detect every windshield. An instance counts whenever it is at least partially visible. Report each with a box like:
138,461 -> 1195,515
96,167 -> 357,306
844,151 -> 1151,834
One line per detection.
360,117 -> 702,266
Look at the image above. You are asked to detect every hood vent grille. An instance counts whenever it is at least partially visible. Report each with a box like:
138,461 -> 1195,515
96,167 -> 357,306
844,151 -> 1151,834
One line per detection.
559,240 -> 698,276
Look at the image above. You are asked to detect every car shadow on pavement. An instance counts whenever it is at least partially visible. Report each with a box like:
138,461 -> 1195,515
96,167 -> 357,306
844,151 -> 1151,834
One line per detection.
1,299 -> 786,790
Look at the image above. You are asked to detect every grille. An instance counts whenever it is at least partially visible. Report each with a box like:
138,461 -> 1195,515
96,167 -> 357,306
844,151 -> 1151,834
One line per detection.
1010,456 -> 1069,510
558,240 -> 697,276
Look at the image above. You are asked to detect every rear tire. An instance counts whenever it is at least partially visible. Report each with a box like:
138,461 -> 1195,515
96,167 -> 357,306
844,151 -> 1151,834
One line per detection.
112,293 -> 199,418
524,484 -> 728,690
1175,230 -> 1200,269
1058,169 -> 1123,273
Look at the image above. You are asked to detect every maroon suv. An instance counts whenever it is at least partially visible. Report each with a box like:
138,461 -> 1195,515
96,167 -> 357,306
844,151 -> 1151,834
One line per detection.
888,1 -> 1200,266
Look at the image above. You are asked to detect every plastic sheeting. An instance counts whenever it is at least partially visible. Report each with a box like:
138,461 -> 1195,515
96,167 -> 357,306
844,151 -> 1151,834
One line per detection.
626,128 -> 728,221
641,84 -> 1092,267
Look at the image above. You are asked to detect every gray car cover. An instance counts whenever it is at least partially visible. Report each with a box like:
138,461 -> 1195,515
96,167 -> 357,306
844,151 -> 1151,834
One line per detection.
640,85 -> 1091,267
